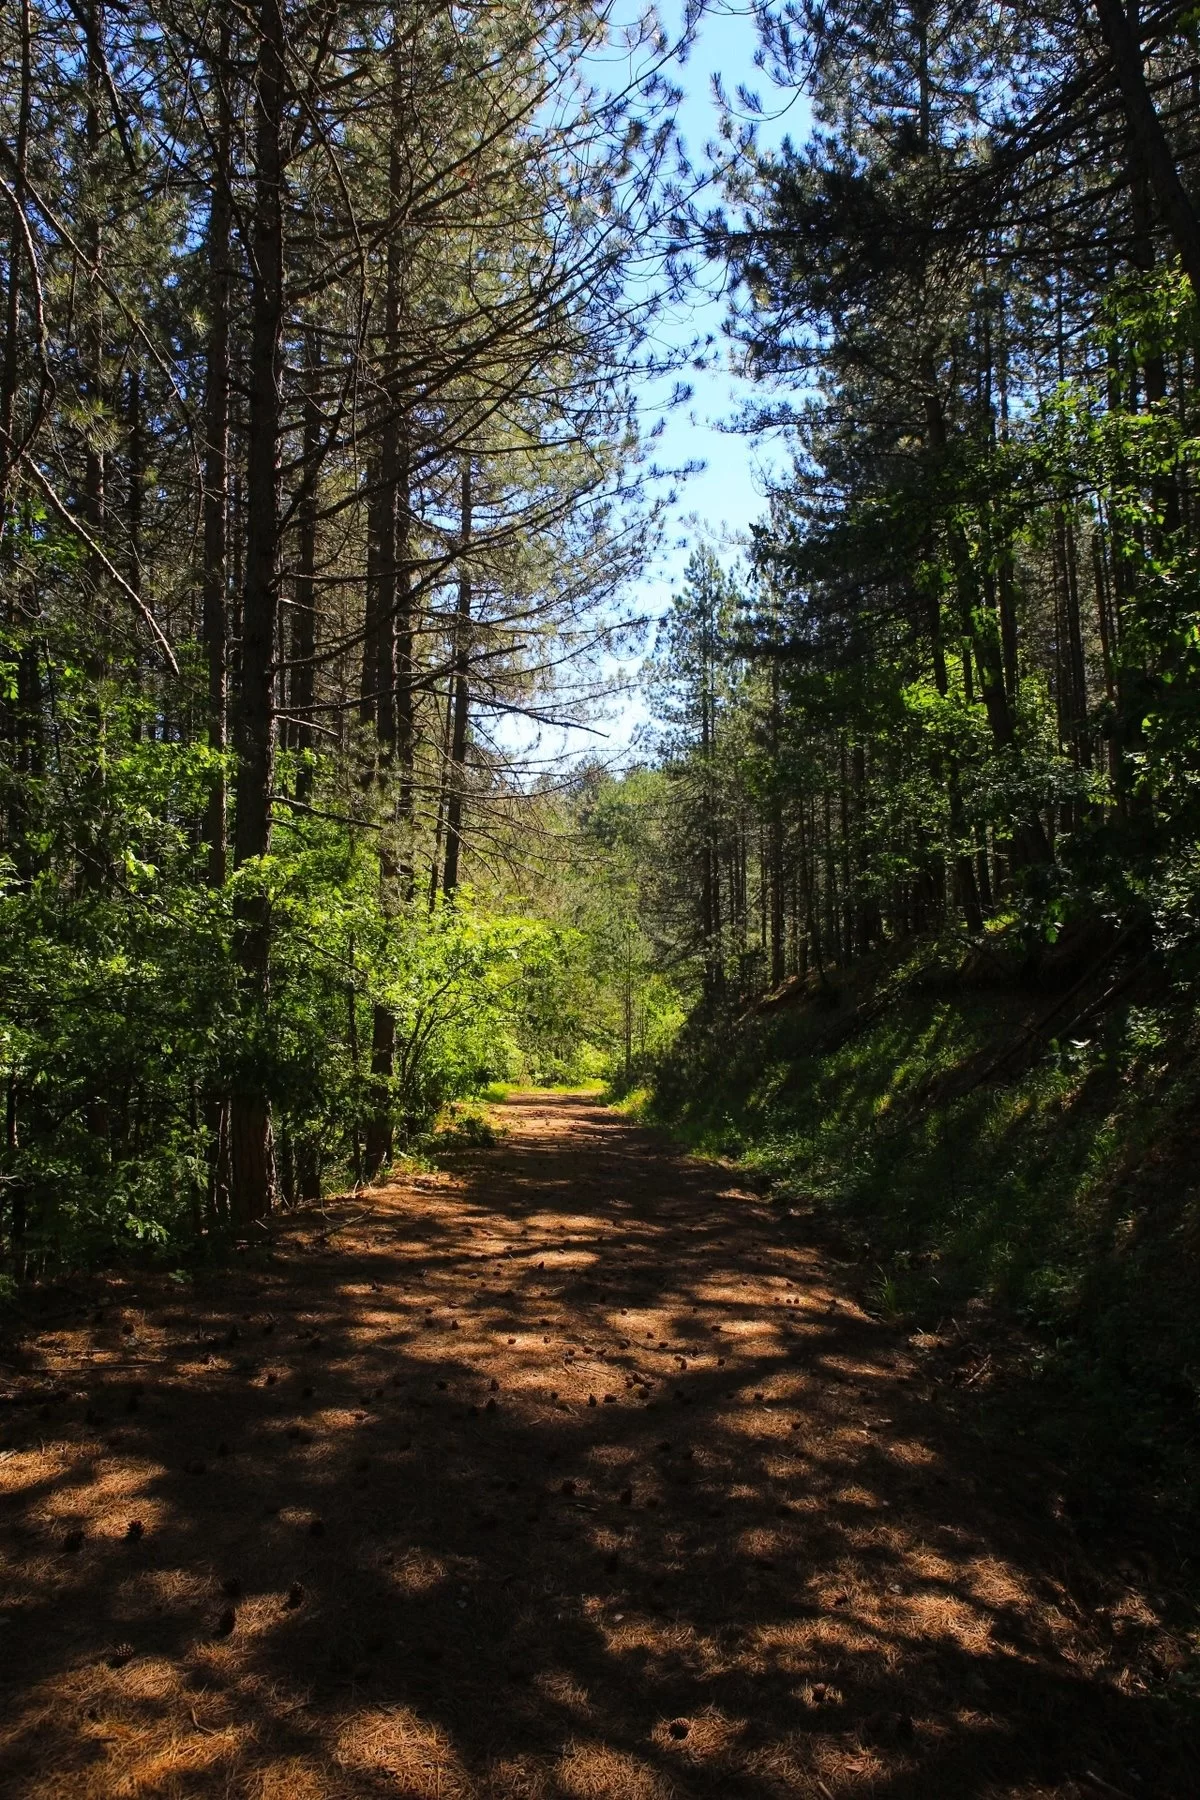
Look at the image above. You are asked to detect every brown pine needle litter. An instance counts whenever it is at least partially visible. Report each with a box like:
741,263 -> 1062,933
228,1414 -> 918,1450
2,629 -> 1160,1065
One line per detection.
0,1092 -> 1191,1798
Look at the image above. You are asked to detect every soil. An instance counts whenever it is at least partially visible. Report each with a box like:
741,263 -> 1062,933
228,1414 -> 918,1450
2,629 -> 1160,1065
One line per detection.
0,1092 -> 1192,1798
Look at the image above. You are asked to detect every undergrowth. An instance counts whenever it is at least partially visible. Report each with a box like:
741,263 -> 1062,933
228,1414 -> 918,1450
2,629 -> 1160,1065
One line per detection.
645,937 -> 1200,1543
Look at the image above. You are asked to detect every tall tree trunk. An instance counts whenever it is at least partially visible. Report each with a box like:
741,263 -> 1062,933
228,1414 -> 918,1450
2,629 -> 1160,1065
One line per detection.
1092,0 -> 1200,296
388,37 -> 416,871
925,383 -> 1051,869
83,1 -> 106,558
994,291 -> 1020,700
442,463 -> 472,899
127,369 -> 143,603
768,805 -> 785,987
11,640 -> 42,885
364,421 -> 398,1172
427,672 -> 454,908
394,435 -> 415,868
1128,159 -> 1181,535
1092,521 -> 1116,693
126,367 -> 146,738
229,0 -> 286,1227
77,0 -> 111,894
203,29 -> 232,882
362,82 -> 410,1172
292,332 -> 319,801
0,0 -> 31,536
838,741 -> 853,962
363,1003 -> 397,1177
1064,516 -> 1090,768
822,786 -> 839,967
360,452 -> 383,748
928,584 -> 984,936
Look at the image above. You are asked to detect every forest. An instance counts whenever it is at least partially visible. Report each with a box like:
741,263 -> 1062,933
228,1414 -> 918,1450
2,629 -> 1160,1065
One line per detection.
3,0 -> 1199,1267
2,1 -> 1199,1793
0,0 -> 690,1258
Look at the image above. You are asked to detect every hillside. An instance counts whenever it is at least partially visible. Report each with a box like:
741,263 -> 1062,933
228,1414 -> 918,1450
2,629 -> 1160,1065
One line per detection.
640,931 -> 1200,1560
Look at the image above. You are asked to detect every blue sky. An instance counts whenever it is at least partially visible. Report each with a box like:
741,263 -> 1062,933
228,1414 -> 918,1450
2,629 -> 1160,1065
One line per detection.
647,4 -> 800,560
603,1 -> 810,756
498,4 -> 811,770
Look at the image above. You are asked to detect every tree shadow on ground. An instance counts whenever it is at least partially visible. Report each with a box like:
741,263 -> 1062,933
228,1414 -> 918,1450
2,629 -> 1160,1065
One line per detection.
0,1093 -> 1190,1798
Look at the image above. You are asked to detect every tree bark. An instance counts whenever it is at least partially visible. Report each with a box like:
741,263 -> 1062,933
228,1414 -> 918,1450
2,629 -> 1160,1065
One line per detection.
442,463 -> 473,898
363,1004 -> 396,1177
924,383 -> 1051,869
203,30 -> 232,879
928,581 -> 984,936
1091,0 -> 1200,296
292,331 -> 319,801
0,0 -> 31,536
229,0 -> 286,1227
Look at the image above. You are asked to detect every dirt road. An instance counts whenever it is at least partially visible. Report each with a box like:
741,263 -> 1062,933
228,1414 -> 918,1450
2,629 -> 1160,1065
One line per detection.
0,1093 -> 1188,1797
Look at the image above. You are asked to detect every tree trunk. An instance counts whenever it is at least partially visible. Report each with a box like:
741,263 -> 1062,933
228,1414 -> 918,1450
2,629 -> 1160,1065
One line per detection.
363,1004 -> 396,1177
925,384 -> 1051,869
202,31 -> 231,881
0,0 -> 31,536
1092,0 -> 1200,296
229,0 -> 286,1227
929,585 -> 984,936
768,804 -> 785,986
360,451 -> 384,747
77,0 -> 111,894
362,71 -> 412,1169
292,334 -> 319,800
200,47 -> 234,1223
427,672 -> 454,908
394,433 -> 415,872
388,37 -> 416,871
442,463 -> 472,898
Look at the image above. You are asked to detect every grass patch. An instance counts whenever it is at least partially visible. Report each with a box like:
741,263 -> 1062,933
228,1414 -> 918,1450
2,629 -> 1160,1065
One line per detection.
471,1079 -> 606,1105
475,1080 -> 515,1104
646,940 -> 1200,1542
529,1079 -> 607,1095
427,1099 -> 508,1149
604,1082 -> 654,1119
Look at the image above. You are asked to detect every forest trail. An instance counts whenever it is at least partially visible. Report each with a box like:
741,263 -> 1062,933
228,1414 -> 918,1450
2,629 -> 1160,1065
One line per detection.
1,1093 -> 1189,1799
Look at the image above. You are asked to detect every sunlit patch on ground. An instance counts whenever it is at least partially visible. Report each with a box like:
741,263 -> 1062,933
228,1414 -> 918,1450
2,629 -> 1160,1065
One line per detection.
0,1093 -> 1190,1797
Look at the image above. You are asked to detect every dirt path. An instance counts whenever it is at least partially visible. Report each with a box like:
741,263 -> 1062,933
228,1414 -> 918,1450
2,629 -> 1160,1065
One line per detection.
0,1093 -> 1188,1798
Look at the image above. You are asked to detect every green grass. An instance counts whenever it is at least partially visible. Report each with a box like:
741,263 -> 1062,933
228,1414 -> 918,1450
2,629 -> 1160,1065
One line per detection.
479,1079 -> 606,1098
603,1082 -> 654,1117
475,1081 -> 516,1104
440,1080 -> 605,1137
646,943 -> 1200,1539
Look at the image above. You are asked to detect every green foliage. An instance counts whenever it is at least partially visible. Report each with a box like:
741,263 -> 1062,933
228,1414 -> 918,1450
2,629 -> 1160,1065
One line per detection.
0,706 -> 598,1267
0,0 -> 681,1269
506,765 -> 693,1088
0,658 -> 235,1262
646,948 -> 1200,1525
1031,271 -> 1200,906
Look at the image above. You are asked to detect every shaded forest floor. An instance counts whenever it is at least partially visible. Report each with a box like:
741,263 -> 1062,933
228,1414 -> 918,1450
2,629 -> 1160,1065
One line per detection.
1,1092 -> 1194,1799
645,939 -> 1200,1564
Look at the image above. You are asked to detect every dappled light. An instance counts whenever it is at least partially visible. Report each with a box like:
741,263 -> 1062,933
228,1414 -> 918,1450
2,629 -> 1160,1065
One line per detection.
1,1095 -> 1187,1798
4,0 -> 1199,1788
